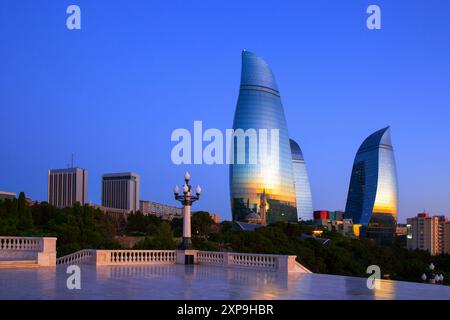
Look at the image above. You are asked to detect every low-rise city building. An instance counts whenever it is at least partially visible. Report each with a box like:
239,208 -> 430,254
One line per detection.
314,210 -> 329,220
313,210 -> 359,238
209,213 -> 221,224
94,205 -> 129,220
396,223 -> 408,236
329,211 -> 345,221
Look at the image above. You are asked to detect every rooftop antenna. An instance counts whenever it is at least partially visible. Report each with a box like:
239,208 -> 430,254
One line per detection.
71,153 -> 74,168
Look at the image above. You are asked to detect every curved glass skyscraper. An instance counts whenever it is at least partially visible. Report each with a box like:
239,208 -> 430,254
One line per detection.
344,127 -> 398,243
290,139 -> 313,221
230,51 -> 297,223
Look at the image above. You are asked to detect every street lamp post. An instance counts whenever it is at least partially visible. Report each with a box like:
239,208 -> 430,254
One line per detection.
429,262 -> 436,284
174,172 -> 201,250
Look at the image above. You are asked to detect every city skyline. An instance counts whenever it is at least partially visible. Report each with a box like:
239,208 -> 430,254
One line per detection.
1,1 -> 450,222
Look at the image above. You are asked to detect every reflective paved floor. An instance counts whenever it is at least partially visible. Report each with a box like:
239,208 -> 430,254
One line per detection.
1,264 -> 450,300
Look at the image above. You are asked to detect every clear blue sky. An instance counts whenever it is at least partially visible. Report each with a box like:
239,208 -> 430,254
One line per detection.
1,0 -> 450,222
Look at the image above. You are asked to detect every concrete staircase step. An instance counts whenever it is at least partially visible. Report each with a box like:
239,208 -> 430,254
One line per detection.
0,260 -> 39,268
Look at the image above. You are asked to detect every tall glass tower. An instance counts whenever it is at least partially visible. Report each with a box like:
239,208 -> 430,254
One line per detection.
290,139 -> 313,221
230,51 -> 297,223
345,127 -> 398,243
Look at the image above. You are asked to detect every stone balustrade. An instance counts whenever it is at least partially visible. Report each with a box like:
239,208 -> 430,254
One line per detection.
196,251 -> 306,273
197,251 -> 225,265
229,252 -> 278,270
0,236 -> 42,251
0,236 -> 56,267
55,249 -> 310,273
96,250 -> 177,266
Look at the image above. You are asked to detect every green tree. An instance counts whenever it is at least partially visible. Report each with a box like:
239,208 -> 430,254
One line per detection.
170,218 -> 183,237
17,192 -> 34,233
192,211 -> 215,236
134,222 -> 177,250
126,211 -> 148,235
125,212 -> 164,236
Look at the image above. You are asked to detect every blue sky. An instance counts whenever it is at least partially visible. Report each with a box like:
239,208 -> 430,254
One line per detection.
1,0 -> 450,222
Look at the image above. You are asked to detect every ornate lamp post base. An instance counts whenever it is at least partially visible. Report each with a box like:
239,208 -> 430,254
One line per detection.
179,237 -> 192,250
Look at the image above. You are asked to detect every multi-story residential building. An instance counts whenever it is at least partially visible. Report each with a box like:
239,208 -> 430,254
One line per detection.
406,212 -> 449,255
445,222 -> 450,254
436,215 -> 447,254
48,167 -> 88,208
140,200 -> 182,220
102,172 -> 140,212
140,200 -> 220,223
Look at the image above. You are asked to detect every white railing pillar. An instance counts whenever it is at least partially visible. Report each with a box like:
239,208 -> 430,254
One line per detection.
37,237 -> 57,267
176,249 -> 198,265
223,252 -> 231,267
95,250 -> 111,266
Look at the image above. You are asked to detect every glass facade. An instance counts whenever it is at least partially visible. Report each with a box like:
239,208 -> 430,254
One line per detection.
290,139 -> 314,221
344,127 -> 398,243
230,51 -> 297,223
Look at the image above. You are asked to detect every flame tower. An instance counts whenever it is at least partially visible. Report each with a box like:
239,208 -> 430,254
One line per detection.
345,127 -> 399,243
230,51 -> 297,223
290,139 -> 313,221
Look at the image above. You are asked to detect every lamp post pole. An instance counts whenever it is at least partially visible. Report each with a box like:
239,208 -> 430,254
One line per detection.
174,172 -> 201,250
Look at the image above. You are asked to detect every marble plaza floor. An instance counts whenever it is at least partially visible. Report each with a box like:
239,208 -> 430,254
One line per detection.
0,264 -> 450,300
